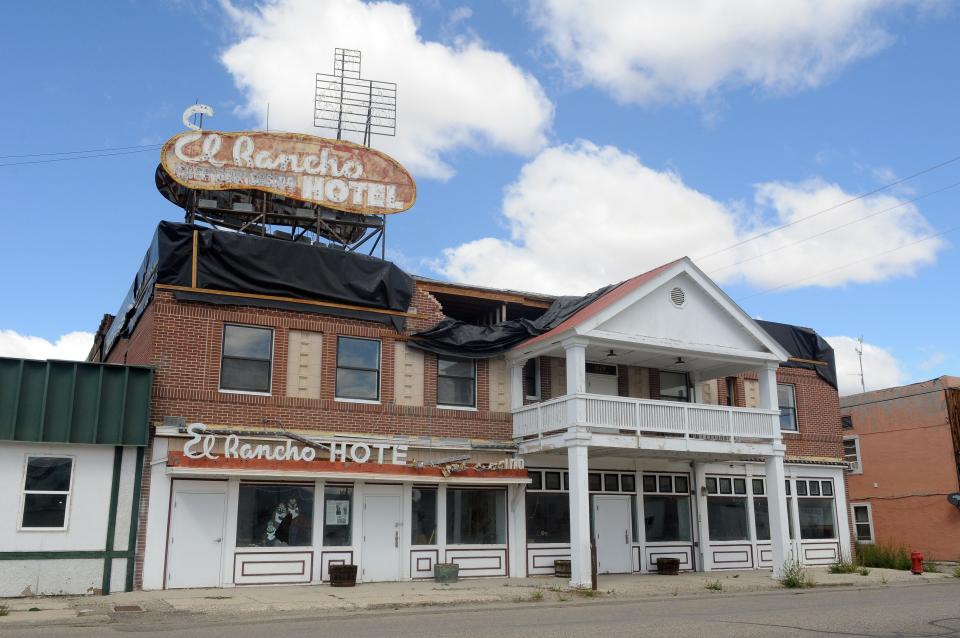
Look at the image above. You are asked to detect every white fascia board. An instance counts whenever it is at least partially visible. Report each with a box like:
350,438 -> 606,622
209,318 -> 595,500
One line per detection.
585,329 -> 783,363
507,332 -> 572,362
574,259 -> 790,362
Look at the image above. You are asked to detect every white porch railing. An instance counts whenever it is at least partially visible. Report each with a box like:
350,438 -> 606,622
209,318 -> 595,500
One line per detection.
513,393 -> 780,444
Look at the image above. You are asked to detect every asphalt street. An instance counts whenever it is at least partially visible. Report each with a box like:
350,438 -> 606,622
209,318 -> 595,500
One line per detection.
6,581 -> 960,637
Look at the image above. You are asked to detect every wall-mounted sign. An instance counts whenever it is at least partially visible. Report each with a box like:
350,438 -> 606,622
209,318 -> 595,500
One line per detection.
160,106 -> 416,216
182,423 -> 409,465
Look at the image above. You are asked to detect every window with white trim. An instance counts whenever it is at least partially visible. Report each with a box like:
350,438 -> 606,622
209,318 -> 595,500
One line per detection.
523,358 -> 540,400
437,355 -> 476,407
643,473 -> 692,542
795,479 -> 837,540
21,456 -> 74,529
335,337 -> 381,401
220,324 -> 273,393
843,437 -> 861,473
778,384 -> 798,431
851,503 -> 874,543
705,475 -> 749,541
659,371 -> 690,403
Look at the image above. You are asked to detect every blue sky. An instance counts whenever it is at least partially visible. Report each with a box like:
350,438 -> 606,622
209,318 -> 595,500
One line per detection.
0,0 -> 957,394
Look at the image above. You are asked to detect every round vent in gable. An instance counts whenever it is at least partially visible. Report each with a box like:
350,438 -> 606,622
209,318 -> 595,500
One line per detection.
669,286 -> 686,308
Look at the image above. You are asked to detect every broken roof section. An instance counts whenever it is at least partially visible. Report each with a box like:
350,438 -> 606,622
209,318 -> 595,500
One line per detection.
413,258 -> 838,389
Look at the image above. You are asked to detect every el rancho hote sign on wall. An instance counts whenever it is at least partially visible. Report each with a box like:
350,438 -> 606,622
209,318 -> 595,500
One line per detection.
160,126 -> 416,216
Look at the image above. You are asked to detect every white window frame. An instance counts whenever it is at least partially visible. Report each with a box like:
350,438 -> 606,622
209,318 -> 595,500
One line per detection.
777,383 -> 798,432
851,502 -> 875,545
18,454 -> 75,532
523,358 -> 541,401
218,323 -> 275,396
334,336 -> 382,404
436,355 -> 478,410
843,436 -> 862,474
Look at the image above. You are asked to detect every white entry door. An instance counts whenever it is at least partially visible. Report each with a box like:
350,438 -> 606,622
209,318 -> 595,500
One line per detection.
594,495 -> 633,574
362,485 -> 403,582
166,483 -> 227,589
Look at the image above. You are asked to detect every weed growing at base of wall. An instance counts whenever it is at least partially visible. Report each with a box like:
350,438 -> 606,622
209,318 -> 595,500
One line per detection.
828,559 -> 859,574
779,558 -> 813,588
705,579 -> 722,591
855,543 -> 912,570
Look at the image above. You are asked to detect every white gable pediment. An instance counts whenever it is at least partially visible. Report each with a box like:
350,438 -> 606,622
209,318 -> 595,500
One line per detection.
588,267 -> 783,359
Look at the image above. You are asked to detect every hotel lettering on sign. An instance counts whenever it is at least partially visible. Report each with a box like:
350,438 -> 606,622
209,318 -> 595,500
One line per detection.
161,128 -> 416,217
182,423 -> 409,465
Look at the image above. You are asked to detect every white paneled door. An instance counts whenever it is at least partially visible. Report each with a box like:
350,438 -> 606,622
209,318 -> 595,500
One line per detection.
166,483 -> 227,589
362,485 -> 403,582
594,495 -> 633,574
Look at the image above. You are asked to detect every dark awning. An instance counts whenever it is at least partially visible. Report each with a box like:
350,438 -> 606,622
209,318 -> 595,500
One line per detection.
0,358 -> 154,446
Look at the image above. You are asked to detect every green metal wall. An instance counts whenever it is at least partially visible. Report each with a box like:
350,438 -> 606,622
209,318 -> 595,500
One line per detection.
0,358 -> 153,446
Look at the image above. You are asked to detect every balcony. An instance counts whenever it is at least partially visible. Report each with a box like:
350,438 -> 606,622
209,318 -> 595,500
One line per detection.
513,393 -> 781,456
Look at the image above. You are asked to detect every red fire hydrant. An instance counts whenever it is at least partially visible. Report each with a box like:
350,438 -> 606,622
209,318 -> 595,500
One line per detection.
910,551 -> 924,575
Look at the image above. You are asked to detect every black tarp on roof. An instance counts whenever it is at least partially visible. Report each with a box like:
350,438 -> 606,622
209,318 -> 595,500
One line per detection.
408,285 -> 613,359
757,320 -> 838,390
101,221 -> 413,358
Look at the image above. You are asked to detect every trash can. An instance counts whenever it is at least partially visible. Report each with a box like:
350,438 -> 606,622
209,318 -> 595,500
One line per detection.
656,558 -> 681,575
434,563 -> 460,583
554,559 -> 572,579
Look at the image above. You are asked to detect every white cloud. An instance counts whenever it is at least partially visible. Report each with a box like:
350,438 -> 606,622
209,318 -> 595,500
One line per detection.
917,351 -> 948,371
435,140 -> 944,295
826,335 -> 906,396
530,0 -> 921,104
220,0 -> 553,179
0,330 -> 94,362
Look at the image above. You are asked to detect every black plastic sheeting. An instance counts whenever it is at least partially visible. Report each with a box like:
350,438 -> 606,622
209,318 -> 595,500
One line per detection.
408,285 -> 614,359
757,320 -> 838,390
101,221 -> 413,358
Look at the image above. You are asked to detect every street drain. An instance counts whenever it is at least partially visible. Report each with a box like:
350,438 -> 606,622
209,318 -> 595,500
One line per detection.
113,605 -> 144,613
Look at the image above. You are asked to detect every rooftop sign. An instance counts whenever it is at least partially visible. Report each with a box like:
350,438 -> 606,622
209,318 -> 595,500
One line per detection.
160,107 -> 416,216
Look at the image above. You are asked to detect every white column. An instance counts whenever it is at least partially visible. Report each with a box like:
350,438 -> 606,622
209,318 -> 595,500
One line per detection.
831,466 -> 853,562
765,447 -> 792,578
141,437 -> 170,590
509,359 -> 525,411
565,429 -> 592,587
563,339 -> 588,426
507,484 -> 527,577
692,461 -> 712,572
690,371 -> 704,404
757,361 -> 780,412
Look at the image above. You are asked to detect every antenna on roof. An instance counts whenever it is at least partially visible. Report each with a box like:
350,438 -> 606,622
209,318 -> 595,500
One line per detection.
854,335 -> 866,393
314,48 -> 397,147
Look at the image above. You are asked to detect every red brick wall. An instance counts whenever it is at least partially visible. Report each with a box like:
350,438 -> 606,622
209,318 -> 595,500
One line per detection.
105,302 -> 156,366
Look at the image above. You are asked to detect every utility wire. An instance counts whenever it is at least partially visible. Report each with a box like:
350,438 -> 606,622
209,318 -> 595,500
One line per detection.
695,152 -> 960,263
707,179 -> 960,275
0,142 -> 164,160
0,146 -> 163,168
740,223 -> 959,300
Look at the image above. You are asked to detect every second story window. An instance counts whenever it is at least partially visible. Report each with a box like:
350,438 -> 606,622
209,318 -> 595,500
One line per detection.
220,325 -> 273,394
778,384 -> 798,431
437,356 -> 476,408
336,337 -> 381,401
659,371 -> 689,402
523,358 -> 540,400
843,436 -> 861,473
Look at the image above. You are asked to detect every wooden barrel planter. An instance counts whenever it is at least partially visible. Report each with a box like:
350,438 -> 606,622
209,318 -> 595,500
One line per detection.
554,559 -> 572,579
434,563 -> 460,583
656,558 -> 681,575
329,564 -> 358,587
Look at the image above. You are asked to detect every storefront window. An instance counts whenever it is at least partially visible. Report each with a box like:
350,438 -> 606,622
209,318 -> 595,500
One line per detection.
526,492 -> 570,544
706,475 -> 750,541
323,485 -> 353,546
642,473 -> 692,542
799,498 -> 836,539
447,489 -> 506,545
236,484 -> 313,547
411,487 -> 437,545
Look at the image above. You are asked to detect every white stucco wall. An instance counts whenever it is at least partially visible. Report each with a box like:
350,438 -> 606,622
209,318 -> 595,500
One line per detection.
0,442 -> 140,597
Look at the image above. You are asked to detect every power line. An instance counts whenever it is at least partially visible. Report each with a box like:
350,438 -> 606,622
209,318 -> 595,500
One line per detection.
740,223 -> 959,300
0,146 -> 163,168
707,178 -> 960,275
0,142 -> 164,160
695,152 -> 960,263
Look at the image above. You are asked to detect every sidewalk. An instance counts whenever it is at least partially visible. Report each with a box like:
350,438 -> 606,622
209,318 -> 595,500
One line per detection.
1,567 -> 953,627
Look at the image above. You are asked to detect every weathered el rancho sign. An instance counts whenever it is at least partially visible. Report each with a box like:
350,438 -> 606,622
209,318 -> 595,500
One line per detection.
183,423 -> 409,465
161,107 -> 416,216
